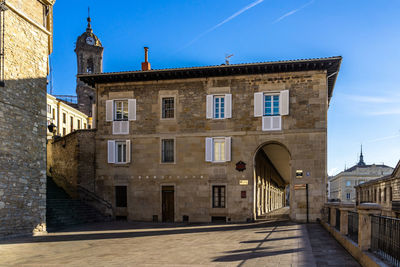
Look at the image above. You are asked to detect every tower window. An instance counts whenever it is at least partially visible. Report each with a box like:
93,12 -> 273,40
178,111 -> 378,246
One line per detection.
87,58 -> 94,73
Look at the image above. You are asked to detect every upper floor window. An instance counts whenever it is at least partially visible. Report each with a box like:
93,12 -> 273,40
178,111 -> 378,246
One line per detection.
47,104 -> 51,113
62,113 -> 66,124
77,120 -> 81,129
52,108 -> 55,120
161,139 -> 174,163
346,193 -> 351,200
206,94 -> 232,119
346,181 -> 351,187
114,100 -> 128,121
162,97 -> 174,119
264,95 -> 280,116
205,137 -> 231,163
107,140 -> 131,164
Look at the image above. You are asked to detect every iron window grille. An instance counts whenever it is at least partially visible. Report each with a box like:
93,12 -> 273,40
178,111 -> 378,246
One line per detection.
161,139 -> 174,163
212,185 -> 226,208
162,97 -> 174,119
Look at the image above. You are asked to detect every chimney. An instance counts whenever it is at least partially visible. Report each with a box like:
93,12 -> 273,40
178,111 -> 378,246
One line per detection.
141,47 -> 151,71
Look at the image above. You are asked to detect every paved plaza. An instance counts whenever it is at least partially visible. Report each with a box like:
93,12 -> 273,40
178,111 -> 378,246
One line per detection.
0,208 -> 359,266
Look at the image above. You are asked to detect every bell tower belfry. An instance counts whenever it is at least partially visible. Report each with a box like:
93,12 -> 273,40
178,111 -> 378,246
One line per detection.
75,11 -> 103,116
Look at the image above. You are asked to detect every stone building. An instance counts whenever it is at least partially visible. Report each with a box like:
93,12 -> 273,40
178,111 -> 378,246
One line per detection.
76,54 -> 342,223
75,16 -> 103,116
329,148 -> 393,203
355,160 -> 400,218
46,93 -> 89,139
0,0 -> 55,238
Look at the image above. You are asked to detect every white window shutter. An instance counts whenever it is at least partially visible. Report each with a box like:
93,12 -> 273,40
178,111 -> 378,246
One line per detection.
280,90 -> 289,116
205,138 -> 213,162
272,116 -> 281,130
225,137 -> 231,162
126,140 -> 131,163
262,116 -> 271,131
113,121 -> 120,134
106,100 -> 113,122
121,121 -> 129,134
225,94 -> 232,118
254,92 -> 263,117
128,99 -> 136,121
91,104 -> 96,128
263,116 -> 281,131
206,95 -> 213,119
107,140 -> 115,163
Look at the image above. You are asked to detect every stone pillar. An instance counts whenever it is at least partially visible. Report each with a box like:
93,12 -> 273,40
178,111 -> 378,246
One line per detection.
339,204 -> 356,235
329,203 -> 339,226
357,203 -> 381,251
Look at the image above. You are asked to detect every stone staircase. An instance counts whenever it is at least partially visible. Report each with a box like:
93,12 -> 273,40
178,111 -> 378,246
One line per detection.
46,177 -> 110,230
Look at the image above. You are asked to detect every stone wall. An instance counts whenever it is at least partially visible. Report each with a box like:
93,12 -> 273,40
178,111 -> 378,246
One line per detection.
0,0 -> 54,238
47,130 -> 96,198
93,70 -> 329,222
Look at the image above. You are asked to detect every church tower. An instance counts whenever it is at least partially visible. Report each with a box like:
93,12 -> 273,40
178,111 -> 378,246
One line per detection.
75,12 -> 103,116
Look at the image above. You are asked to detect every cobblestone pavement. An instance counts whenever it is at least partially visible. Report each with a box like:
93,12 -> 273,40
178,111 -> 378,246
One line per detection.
0,208 -> 360,266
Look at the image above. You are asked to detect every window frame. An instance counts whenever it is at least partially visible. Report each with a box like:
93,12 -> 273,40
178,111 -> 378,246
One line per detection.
161,138 -> 175,164
213,95 -> 225,119
115,185 -> 127,208
346,180 -> 351,187
212,185 -> 226,208
161,97 -> 175,119
213,138 -> 226,162
114,100 -> 129,121
263,93 -> 280,116
115,141 -> 127,164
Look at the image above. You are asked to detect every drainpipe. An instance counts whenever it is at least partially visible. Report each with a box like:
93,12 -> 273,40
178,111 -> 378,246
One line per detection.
306,184 -> 309,223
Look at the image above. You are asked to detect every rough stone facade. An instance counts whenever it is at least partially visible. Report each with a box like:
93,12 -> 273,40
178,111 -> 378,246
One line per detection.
78,57 -> 341,223
47,130 -> 96,198
0,0 -> 55,238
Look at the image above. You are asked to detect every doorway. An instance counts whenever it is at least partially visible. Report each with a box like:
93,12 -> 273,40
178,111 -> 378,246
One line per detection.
162,186 -> 175,222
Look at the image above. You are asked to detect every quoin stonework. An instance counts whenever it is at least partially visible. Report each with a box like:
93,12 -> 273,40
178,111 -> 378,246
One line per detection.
0,0 -> 55,238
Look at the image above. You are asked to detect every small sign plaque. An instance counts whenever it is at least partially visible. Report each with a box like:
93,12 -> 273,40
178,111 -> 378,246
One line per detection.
294,184 -> 306,190
296,170 -> 303,179
236,161 -> 246,172
239,180 -> 248,185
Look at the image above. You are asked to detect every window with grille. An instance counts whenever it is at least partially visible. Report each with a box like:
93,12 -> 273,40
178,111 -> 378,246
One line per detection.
162,97 -> 174,119
161,139 -> 174,163
213,186 -> 226,208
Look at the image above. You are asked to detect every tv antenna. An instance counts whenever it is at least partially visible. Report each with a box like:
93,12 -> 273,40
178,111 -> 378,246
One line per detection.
225,54 -> 234,65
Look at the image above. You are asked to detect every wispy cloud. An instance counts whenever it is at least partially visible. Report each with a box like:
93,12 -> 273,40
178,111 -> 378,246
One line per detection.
368,134 -> 400,143
344,94 -> 400,104
328,167 -> 339,176
178,0 -> 265,51
367,108 -> 400,116
273,0 -> 315,24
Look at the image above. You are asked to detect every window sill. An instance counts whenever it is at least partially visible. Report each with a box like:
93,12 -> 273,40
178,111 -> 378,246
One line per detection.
110,163 -> 131,167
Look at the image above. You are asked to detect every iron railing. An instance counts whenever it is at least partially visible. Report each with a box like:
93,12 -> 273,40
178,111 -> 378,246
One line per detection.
347,211 -> 358,243
335,208 -> 340,231
371,215 -> 400,267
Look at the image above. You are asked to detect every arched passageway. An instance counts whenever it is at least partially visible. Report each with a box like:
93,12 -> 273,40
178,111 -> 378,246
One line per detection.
254,142 -> 291,219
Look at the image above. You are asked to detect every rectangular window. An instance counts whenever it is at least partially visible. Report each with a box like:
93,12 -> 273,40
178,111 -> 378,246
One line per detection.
116,141 -> 127,163
52,108 -> 55,120
214,96 -> 225,119
115,186 -> 127,208
62,113 -> 66,124
346,180 -> 351,187
114,100 -> 128,121
62,127 -> 66,136
213,185 -> 226,208
384,187 -> 387,202
213,138 -> 226,162
346,193 -> 351,200
70,116 -> 74,132
161,139 -> 174,163
47,104 -> 51,113
162,97 -> 174,119
77,120 -> 81,129
84,123 -> 87,129
264,94 -> 280,116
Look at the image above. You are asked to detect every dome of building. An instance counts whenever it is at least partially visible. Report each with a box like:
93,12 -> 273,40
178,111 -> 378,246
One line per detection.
76,16 -> 102,48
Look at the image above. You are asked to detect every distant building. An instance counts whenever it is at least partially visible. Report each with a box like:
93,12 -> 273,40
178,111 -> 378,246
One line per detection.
356,160 -> 400,218
46,94 -> 89,139
329,147 -> 393,203
0,0 -> 55,238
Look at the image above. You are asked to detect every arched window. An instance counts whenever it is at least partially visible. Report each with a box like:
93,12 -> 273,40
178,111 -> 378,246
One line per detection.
86,58 -> 94,73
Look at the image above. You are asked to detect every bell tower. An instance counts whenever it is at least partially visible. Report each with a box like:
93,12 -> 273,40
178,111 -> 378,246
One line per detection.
75,10 -> 103,116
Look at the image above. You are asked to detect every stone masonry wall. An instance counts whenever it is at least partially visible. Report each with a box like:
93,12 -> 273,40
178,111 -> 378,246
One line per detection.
0,1 -> 53,238
93,70 -> 328,222
47,130 -> 96,198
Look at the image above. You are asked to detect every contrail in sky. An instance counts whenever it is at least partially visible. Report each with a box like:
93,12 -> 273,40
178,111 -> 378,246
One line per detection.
368,134 -> 400,143
179,0 -> 265,51
273,0 -> 315,24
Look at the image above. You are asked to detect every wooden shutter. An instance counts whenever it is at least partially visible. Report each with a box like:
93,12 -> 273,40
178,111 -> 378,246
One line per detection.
106,100 -> 113,121
91,104 -> 96,128
126,140 -> 131,163
205,137 -> 213,162
280,90 -> 289,115
225,137 -> 231,162
225,94 -> 232,118
206,95 -> 213,119
128,99 -> 136,121
108,140 -> 115,163
254,92 -> 263,117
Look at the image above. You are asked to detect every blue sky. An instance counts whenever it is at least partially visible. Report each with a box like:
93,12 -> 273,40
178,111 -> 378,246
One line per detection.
50,0 -> 400,175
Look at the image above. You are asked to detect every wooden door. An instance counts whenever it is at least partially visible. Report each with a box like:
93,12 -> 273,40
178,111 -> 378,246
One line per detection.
162,186 -> 174,222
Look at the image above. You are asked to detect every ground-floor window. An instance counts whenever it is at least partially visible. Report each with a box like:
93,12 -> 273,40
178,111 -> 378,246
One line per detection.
212,185 -> 226,208
115,186 -> 127,207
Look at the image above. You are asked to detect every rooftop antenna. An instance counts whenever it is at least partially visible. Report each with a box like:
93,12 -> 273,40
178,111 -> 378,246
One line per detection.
225,54 -> 234,65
